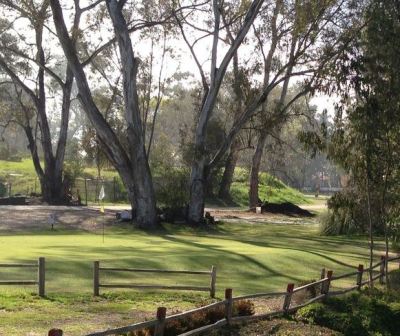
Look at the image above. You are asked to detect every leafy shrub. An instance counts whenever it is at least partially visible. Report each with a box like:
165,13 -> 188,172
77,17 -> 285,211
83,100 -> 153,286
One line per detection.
0,182 -> 6,197
296,292 -> 400,335
153,168 -> 189,209
319,190 -> 370,235
387,269 -> 400,291
0,143 -> 9,160
233,167 -> 249,183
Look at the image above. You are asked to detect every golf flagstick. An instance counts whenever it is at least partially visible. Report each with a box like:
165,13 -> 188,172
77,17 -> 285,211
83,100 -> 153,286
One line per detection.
99,185 -> 105,242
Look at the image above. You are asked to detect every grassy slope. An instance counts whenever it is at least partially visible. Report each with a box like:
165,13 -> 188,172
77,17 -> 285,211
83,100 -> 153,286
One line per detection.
1,160 -> 309,207
0,159 -> 119,195
210,167 -> 310,208
0,219 -> 383,335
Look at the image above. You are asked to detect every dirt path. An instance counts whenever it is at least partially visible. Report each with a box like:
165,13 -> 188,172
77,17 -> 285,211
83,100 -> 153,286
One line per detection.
0,205 -> 115,232
0,201 -> 325,232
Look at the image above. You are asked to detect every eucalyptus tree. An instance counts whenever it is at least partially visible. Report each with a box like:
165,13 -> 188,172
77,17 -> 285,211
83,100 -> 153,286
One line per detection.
50,0 -> 188,228
177,0 -> 359,223
0,0 -> 85,203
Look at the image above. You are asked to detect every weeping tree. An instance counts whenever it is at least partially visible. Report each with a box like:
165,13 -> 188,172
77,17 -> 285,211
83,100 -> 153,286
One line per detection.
305,0 -> 400,282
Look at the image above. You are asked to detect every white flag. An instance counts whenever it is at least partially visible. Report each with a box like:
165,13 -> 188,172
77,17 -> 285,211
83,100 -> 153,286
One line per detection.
99,185 -> 105,201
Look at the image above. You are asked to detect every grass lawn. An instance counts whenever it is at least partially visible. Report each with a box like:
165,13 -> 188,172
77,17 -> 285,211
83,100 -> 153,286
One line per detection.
0,212 -> 384,335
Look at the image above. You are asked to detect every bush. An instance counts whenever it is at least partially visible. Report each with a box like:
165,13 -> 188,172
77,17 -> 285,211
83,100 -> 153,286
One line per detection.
233,168 -> 249,183
0,144 -> 9,160
296,292 -> 400,336
154,168 -> 189,209
0,182 -> 6,197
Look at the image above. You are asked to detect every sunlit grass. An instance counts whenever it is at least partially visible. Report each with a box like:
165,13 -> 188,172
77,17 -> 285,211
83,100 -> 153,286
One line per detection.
0,218 -> 382,335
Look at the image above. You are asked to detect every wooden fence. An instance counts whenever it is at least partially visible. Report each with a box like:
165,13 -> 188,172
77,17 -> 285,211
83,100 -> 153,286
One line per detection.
85,255 -> 400,336
93,261 -> 217,298
0,257 -> 45,297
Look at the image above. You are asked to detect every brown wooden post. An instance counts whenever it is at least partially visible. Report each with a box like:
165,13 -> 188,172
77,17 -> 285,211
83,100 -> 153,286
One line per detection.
38,257 -> 45,297
84,178 -> 88,206
379,256 -> 386,285
210,265 -> 217,298
225,288 -> 233,325
48,329 -> 63,336
283,283 -> 294,312
356,264 -> 364,290
94,261 -> 100,296
154,306 -> 166,336
320,268 -> 326,280
321,270 -> 333,295
113,177 -> 116,203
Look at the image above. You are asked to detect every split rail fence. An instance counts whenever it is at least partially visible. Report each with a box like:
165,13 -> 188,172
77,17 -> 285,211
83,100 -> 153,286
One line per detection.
0,257 -> 45,297
86,255 -> 400,336
93,261 -> 217,298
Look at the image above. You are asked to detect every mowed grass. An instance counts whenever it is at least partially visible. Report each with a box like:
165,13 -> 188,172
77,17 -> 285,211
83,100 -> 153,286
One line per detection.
0,216 -> 384,335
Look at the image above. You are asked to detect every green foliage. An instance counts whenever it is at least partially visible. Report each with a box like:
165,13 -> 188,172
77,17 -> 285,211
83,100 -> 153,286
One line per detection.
296,291 -> 400,336
319,190 -> 364,235
0,181 -> 6,197
150,135 -> 189,208
0,143 -> 9,160
64,160 -> 85,185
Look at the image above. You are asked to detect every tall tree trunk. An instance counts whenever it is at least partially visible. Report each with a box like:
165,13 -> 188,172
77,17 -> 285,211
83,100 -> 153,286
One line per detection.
51,0 -> 158,228
218,140 -> 240,199
186,0 -> 264,224
188,158 -> 208,224
107,0 -> 158,229
249,131 -> 268,208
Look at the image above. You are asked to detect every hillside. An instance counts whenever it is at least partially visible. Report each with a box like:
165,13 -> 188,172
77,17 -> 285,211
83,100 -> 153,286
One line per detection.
0,159 -> 309,206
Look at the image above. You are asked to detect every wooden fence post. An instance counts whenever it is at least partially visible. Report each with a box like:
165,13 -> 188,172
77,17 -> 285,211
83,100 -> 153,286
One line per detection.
154,306 -> 166,336
379,256 -> 386,285
38,257 -> 45,297
84,179 -> 88,206
321,270 -> 333,295
283,283 -> 294,312
356,264 -> 364,290
113,177 -> 116,203
225,288 -> 233,325
210,265 -> 217,298
320,268 -> 326,280
94,261 -> 100,296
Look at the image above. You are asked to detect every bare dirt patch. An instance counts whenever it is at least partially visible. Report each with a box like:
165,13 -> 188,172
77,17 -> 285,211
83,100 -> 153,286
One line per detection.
0,205 -> 116,232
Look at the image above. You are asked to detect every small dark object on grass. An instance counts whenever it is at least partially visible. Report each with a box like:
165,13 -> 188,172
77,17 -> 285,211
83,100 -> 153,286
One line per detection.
116,210 -> 133,222
204,211 -> 215,225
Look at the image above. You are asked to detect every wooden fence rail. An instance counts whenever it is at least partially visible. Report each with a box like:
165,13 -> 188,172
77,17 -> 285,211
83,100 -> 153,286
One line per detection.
93,261 -> 217,298
84,255 -> 400,336
0,257 -> 45,297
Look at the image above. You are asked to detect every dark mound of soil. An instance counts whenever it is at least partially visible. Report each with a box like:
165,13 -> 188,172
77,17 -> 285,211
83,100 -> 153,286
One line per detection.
259,201 -> 315,217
